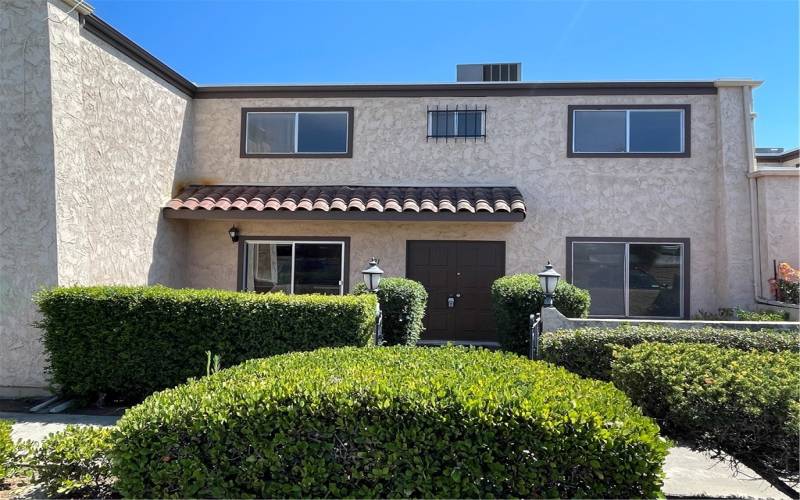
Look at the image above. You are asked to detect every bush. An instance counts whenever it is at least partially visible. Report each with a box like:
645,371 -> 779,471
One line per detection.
22,425 -> 116,498
491,274 -> 590,354
35,285 -> 377,399
353,277 -> 428,345
0,420 -> 12,480
541,324 -> 799,380
113,346 -> 668,498
694,307 -> 789,321
735,308 -> 789,321
612,343 -> 800,479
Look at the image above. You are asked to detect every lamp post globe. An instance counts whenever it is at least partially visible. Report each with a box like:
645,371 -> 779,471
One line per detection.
362,257 -> 384,292
538,261 -> 561,308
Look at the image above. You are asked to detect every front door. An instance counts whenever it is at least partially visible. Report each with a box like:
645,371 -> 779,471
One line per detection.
407,241 -> 505,343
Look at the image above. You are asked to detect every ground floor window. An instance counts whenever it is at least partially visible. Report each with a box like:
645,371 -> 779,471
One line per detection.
567,238 -> 688,318
240,239 -> 347,295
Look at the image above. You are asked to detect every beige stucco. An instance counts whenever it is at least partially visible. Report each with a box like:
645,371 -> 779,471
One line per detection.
0,0 -> 59,393
0,0 -> 192,391
2,0 -> 794,392
189,93 -> 737,316
756,172 -> 800,297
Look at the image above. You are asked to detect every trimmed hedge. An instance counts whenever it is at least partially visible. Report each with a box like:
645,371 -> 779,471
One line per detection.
0,420 -> 12,481
491,274 -> 590,354
21,425 -> 116,498
35,286 -> 377,399
353,277 -> 428,345
541,324 -> 800,380
612,343 -> 800,479
113,347 -> 668,498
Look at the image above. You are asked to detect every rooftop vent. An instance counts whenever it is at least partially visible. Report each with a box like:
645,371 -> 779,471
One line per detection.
457,63 -> 521,82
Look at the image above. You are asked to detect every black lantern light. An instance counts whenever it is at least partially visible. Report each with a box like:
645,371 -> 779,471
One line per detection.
362,257 -> 384,292
228,226 -> 239,243
538,261 -> 561,308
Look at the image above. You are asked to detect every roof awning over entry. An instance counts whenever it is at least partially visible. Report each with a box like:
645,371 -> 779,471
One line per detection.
164,185 -> 526,222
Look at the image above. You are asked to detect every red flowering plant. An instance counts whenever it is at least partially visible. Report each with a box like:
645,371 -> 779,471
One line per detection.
769,262 -> 799,305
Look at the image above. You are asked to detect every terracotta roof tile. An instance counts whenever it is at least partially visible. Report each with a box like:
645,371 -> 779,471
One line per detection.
166,185 -> 526,219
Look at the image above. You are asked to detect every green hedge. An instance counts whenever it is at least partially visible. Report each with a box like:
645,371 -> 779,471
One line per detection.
0,420 -> 12,481
541,324 -> 799,380
113,346 -> 668,498
35,286 -> 377,399
491,274 -> 590,355
353,277 -> 428,345
20,425 -> 116,498
612,343 -> 800,479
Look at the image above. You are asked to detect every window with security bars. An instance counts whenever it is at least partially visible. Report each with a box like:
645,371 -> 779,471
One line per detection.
426,106 -> 486,142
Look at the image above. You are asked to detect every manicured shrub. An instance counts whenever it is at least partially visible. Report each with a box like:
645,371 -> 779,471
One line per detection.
612,343 -> 800,479
113,346 -> 668,499
353,277 -> 428,345
35,285 -> 377,399
694,307 -> 789,321
541,324 -> 799,380
0,419 -> 12,480
491,274 -> 590,354
22,425 -> 116,498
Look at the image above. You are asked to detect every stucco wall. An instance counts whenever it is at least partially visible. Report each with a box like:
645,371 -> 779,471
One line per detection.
0,0 -> 59,392
47,1 -> 193,287
188,91 -> 754,315
757,173 -> 800,297
0,0 -> 193,391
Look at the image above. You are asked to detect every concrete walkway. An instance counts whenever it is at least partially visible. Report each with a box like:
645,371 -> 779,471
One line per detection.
1,412 -> 793,499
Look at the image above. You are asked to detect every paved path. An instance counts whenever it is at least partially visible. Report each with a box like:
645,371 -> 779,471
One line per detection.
1,412 -> 792,499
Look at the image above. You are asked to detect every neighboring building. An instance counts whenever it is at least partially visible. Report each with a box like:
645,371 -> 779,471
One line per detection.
1,0 -> 798,394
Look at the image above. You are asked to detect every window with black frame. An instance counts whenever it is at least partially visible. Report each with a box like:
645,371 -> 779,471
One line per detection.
568,105 -> 689,156
427,106 -> 486,141
568,239 -> 686,318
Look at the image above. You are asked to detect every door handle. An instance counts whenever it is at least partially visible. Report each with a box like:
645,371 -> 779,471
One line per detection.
447,296 -> 455,308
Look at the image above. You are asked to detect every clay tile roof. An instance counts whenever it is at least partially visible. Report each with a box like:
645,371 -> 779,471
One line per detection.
165,185 -> 526,221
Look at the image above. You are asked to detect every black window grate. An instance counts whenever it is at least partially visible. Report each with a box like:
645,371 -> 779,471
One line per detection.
426,105 -> 487,142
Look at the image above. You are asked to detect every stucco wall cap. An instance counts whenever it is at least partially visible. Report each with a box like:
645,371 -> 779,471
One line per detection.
58,0 -> 93,15
714,79 -> 763,88
748,168 -> 800,178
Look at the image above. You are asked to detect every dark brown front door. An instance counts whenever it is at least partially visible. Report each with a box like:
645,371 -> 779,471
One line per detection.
407,241 -> 505,343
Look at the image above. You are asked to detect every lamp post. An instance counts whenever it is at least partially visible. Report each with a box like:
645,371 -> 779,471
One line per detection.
538,261 -> 560,308
361,258 -> 384,345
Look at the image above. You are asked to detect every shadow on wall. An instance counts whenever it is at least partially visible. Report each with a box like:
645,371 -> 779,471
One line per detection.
147,99 -> 193,288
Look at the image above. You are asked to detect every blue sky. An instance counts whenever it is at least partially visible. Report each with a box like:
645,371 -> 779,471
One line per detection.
92,0 -> 798,149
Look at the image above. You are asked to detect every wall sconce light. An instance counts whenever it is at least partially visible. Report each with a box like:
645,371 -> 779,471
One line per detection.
228,226 -> 239,243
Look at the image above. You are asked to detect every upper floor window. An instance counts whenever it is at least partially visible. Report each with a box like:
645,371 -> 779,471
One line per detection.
241,107 -> 353,158
568,105 -> 689,157
427,106 -> 486,142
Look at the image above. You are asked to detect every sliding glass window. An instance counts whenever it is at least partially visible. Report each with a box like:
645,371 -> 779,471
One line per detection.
569,239 -> 686,318
242,240 -> 345,295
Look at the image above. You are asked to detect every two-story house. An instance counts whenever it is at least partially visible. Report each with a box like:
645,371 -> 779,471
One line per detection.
1,0 -> 798,395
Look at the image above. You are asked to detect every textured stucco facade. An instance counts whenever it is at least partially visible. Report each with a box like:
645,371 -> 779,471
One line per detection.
0,0 -> 59,394
188,93 -> 731,316
1,0 -> 796,393
756,172 -> 800,297
0,0 -> 192,392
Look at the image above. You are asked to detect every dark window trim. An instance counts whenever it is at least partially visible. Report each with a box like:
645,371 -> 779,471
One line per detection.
426,106 -> 487,142
236,235 -> 351,292
567,104 -> 691,158
565,236 -> 691,319
240,107 -> 354,158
